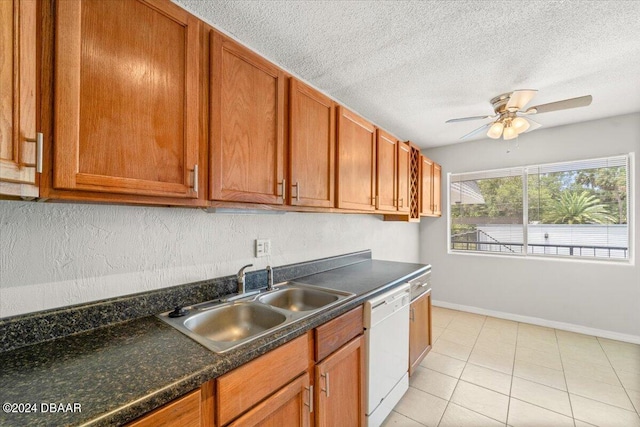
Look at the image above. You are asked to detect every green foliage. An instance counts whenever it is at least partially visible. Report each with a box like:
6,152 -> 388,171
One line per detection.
451,166 -> 627,227
575,167 -> 627,224
451,176 -> 522,221
543,191 -> 615,224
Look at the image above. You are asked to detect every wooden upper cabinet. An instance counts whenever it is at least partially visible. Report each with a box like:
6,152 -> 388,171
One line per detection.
52,0 -> 201,199
420,155 -> 442,217
397,141 -> 411,213
433,162 -> 442,216
289,79 -> 335,208
420,155 -> 433,216
210,31 -> 285,204
375,129 -> 397,212
0,0 -> 38,198
336,106 -> 376,211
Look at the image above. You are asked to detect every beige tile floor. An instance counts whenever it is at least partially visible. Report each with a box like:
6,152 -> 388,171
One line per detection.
382,307 -> 640,427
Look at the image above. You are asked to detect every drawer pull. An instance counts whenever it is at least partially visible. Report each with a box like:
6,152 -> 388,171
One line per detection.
192,164 -> 198,193
25,132 -> 43,173
304,385 -> 313,413
321,372 -> 330,397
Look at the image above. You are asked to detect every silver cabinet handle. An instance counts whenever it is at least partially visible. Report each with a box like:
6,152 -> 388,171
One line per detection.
410,307 -> 415,322
399,198 -> 404,208
25,132 -> 43,173
279,179 -> 286,200
192,164 -> 198,193
321,372 -> 330,397
304,385 -> 313,413
292,181 -> 300,201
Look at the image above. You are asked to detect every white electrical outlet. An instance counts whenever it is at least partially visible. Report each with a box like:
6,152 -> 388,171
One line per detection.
255,239 -> 271,257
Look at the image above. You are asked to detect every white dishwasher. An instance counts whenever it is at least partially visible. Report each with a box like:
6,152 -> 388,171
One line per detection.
364,283 -> 411,427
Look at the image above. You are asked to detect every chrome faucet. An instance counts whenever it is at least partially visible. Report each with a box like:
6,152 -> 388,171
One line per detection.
237,264 -> 253,294
266,265 -> 274,291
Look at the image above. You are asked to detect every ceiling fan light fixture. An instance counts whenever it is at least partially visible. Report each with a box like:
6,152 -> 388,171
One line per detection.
487,121 -> 504,139
512,117 -> 530,133
503,124 -> 518,140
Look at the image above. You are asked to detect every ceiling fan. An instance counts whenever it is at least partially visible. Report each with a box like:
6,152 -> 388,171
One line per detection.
446,90 -> 592,140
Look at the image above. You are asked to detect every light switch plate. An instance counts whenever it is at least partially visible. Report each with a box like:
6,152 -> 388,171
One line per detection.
256,239 -> 271,257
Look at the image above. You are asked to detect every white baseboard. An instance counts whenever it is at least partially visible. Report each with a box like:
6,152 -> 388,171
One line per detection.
432,300 -> 640,345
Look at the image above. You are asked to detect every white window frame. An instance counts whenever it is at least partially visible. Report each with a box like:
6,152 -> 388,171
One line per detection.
447,153 -> 635,264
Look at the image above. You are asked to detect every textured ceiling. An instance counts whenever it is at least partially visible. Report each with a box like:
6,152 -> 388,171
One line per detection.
174,0 -> 640,148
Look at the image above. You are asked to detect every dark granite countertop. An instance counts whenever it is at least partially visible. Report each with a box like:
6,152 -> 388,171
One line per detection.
0,258 -> 427,427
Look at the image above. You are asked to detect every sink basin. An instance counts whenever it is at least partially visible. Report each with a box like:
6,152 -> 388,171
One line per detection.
259,287 -> 340,312
158,282 -> 354,353
184,303 -> 287,342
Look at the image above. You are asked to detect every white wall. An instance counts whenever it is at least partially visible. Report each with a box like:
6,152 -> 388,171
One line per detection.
0,203 -> 419,317
421,113 -> 640,339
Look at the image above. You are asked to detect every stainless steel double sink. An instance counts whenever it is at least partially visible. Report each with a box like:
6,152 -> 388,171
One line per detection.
158,282 -> 354,353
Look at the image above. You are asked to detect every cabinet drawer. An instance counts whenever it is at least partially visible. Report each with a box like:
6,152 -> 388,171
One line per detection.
127,389 -> 201,427
315,306 -> 363,362
216,333 -> 310,426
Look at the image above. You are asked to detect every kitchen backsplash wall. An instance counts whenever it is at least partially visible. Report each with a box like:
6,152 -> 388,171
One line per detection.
0,204 -> 419,317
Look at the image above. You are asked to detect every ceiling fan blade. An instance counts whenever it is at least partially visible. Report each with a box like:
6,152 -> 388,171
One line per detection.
506,89 -> 538,110
460,123 -> 492,140
526,95 -> 592,114
446,115 -> 494,123
523,118 -> 542,133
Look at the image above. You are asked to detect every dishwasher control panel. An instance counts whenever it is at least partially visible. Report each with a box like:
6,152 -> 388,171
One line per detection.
363,283 -> 410,329
409,266 -> 431,301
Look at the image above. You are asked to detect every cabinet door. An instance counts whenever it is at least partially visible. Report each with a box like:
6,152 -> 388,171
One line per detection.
53,0 -> 201,199
336,106 -> 375,211
375,129 -> 397,212
0,0 -> 38,198
216,334 -> 309,426
420,155 -> 434,216
210,31 -> 285,204
127,379 -> 215,427
433,163 -> 442,216
409,290 -> 432,376
397,141 -> 411,213
227,374 -> 311,427
289,79 -> 334,208
315,336 -> 365,427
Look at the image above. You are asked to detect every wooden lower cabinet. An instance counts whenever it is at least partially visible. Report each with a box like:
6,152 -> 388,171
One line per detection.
130,308 -> 367,427
409,290 -> 432,376
126,380 -> 214,427
315,335 -> 365,427
215,334 -> 309,426
227,373 -> 311,427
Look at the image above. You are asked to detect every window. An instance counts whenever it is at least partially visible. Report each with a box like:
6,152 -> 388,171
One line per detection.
449,155 -> 631,261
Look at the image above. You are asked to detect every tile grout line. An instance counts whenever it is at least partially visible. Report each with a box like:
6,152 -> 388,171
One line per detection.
435,309 -> 467,427
506,321 -> 521,426
439,311 -> 515,426
554,327 -> 578,427
423,309 -> 640,426
595,335 -> 640,417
